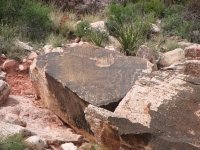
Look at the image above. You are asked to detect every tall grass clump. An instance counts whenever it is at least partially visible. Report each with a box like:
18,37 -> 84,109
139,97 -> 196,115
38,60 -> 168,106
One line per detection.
0,134 -> 28,150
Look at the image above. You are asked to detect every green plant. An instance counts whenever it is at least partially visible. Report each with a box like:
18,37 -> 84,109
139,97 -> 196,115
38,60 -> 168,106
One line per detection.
87,29 -> 108,46
143,0 -> 165,17
46,33 -> 66,47
75,21 -> 90,37
109,12 -> 154,56
112,23 -> 142,56
49,6 -> 77,38
0,25 -> 16,54
0,134 -> 28,150
19,0 -> 51,41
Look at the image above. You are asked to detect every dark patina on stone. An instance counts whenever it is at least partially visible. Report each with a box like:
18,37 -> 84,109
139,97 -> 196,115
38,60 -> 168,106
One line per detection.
40,45 -> 149,107
32,44 -> 151,139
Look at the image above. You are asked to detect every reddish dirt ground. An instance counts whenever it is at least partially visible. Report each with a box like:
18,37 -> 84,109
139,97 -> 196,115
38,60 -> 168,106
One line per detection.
5,64 -> 35,98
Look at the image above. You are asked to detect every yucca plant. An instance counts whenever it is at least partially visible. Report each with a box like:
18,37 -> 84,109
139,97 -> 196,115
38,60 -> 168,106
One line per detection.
87,29 -> 108,47
112,23 -> 141,56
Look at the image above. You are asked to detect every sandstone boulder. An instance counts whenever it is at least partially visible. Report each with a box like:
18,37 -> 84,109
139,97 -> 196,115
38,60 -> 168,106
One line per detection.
30,44 -> 153,139
159,48 -> 185,67
184,44 -> 200,58
25,136 -> 47,150
2,59 -> 18,70
90,21 -> 106,32
136,45 -> 157,71
113,71 -> 200,149
0,121 -> 32,138
184,60 -> 200,77
28,52 -> 38,60
0,80 -> 10,105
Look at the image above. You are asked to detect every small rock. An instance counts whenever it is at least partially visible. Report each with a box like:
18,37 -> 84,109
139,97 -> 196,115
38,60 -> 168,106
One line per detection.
25,136 -> 47,150
19,64 -> 28,71
5,113 -> 27,127
43,45 -> 53,54
15,41 -> 33,51
136,45 -> 157,71
105,46 -> 117,51
151,24 -> 160,33
52,47 -> 64,53
184,44 -> 200,58
159,48 -> 185,67
2,59 -> 17,70
1,54 -> 7,59
106,36 -> 121,46
184,60 -> 200,77
28,52 -> 37,60
75,37 -> 81,43
22,58 -> 27,63
61,143 -> 77,150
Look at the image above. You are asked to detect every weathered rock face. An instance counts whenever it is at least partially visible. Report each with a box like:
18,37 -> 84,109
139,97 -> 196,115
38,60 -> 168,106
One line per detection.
30,44 -> 152,139
159,48 -> 185,67
0,80 -> 10,105
136,45 -> 157,71
113,71 -> 200,149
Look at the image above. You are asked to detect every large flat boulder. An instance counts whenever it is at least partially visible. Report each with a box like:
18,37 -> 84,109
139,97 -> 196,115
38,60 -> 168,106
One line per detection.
30,44 -> 152,138
112,71 -> 200,149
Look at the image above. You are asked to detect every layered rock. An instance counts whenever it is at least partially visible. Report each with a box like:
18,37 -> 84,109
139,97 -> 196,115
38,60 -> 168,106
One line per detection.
112,71 -> 200,149
159,48 -> 185,67
30,44 -> 152,139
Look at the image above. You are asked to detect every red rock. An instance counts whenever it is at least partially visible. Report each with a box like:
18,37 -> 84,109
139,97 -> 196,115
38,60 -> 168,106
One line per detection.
2,59 -> 17,70
75,37 -> 81,43
28,52 -> 37,60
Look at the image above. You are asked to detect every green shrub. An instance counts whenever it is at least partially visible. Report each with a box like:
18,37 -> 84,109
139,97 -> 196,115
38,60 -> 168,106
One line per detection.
87,29 -> 108,47
0,134 -> 28,150
162,2 -> 200,43
1,0 -> 26,27
0,0 -> 6,21
0,0 -> 51,42
75,21 -> 90,37
164,5 -> 185,16
19,0 -> 51,41
143,0 -> 165,17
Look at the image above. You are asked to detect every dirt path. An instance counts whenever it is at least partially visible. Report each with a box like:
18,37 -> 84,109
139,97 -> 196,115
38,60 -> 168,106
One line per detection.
5,66 -> 35,98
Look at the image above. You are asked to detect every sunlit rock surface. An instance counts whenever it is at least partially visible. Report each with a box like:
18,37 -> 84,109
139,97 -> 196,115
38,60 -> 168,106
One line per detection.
113,71 -> 200,149
30,44 -> 152,138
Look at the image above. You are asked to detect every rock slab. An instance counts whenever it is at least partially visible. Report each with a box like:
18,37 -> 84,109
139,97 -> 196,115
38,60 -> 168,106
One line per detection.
30,44 -> 152,139
113,71 -> 200,149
